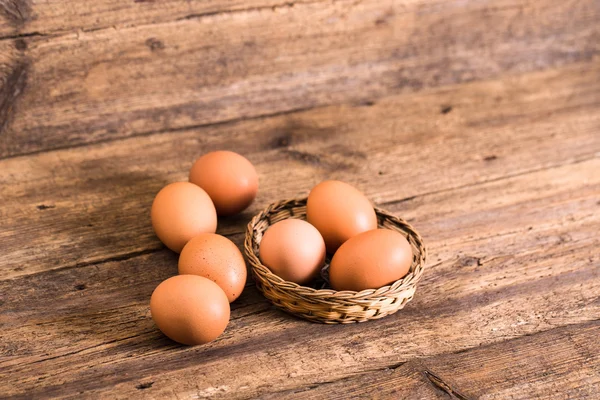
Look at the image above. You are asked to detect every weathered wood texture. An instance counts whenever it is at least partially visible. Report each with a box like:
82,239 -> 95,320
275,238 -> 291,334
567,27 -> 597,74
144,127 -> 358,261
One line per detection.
1,0 -> 599,398
1,62 -> 598,279
0,0 -> 598,157
0,0 -> 313,39
1,62 -> 599,397
266,321 -> 600,399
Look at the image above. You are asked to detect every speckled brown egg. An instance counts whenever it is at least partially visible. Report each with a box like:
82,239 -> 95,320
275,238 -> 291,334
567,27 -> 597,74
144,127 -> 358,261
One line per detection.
259,219 -> 326,284
189,151 -> 259,216
329,229 -> 413,292
150,275 -> 230,345
178,233 -> 247,302
151,182 -> 217,253
306,180 -> 377,253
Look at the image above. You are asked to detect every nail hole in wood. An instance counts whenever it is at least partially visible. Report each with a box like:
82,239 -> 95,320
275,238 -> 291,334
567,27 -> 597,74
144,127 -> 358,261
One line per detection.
440,105 -> 452,114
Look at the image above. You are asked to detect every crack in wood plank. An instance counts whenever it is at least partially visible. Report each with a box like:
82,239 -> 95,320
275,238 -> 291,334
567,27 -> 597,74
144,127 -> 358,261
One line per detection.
0,0 -> 323,41
175,0 -> 301,22
424,370 -> 471,400
11,247 -> 165,281
0,30 -> 45,41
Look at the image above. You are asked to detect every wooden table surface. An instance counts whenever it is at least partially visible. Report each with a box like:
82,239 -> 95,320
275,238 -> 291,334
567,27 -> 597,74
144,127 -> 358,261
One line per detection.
1,0 -> 599,398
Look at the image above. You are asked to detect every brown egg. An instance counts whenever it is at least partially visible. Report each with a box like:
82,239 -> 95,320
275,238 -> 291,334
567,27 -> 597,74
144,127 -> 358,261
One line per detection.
151,182 -> 217,253
329,229 -> 413,292
179,233 -> 247,302
150,275 -> 230,345
306,180 -> 377,253
189,151 -> 259,216
259,219 -> 326,284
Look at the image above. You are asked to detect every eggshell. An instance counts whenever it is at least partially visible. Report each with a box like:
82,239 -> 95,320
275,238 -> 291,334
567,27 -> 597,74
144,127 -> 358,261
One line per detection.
259,219 -> 326,284
306,180 -> 377,253
151,182 -> 217,253
189,151 -> 259,216
329,229 -> 413,292
150,275 -> 230,345
179,233 -> 247,302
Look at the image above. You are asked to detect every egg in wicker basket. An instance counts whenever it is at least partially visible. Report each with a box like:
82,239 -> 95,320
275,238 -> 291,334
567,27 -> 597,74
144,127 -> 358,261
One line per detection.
244,198 -> 427,324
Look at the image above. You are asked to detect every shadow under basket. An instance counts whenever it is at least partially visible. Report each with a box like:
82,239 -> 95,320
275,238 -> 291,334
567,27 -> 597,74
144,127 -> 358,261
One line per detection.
244,198 -> 427,324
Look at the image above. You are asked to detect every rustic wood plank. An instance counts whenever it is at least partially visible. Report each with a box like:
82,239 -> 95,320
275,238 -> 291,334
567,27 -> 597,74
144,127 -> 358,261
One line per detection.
0,61 -> 598,279
0,0 -> 598,157
264,321 -> 600,399
0,1 -> 597,398
1,157 -> 598,397
266,362 -> 450,400
0,0 -> 316,39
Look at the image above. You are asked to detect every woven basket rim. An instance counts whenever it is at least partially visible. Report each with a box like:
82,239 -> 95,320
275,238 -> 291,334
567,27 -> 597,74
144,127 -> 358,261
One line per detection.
244,197 -> 427,301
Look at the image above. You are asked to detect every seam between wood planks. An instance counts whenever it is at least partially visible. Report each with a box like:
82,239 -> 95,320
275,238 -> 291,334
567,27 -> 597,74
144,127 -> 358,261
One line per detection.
11,307 -> 274,370
0,0 -> 326,42
23,330 -> 158,366
11,296 -> 268,333
1,154 -> 596,282
255,319 -> 600,400
379,153 -> 600,209
0,233 -> 242,282
0,105 -> 318,162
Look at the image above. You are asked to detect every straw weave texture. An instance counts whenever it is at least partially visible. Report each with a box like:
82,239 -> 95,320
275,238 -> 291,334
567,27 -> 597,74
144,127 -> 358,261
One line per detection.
244,198 -> 427,323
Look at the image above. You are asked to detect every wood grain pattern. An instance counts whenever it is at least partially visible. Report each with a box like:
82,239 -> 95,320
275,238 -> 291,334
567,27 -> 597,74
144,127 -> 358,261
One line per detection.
1,61 -> 598,280
1,0 -> 599,397
0,0 -> 598,158
1,143 -> 598,397
265,321 -> 600,399
0,0 -> 315,39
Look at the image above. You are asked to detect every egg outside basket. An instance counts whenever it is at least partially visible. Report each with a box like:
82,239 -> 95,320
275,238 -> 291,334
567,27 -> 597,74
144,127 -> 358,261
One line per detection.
244,198 -> 427,324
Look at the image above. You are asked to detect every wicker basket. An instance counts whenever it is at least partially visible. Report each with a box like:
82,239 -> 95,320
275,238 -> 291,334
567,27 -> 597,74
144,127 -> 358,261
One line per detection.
244,198 -> 427,324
